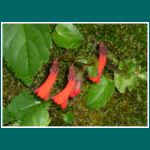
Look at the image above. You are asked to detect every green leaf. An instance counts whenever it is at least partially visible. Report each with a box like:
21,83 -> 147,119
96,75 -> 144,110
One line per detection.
3,24 -> 52,86
3,91 -> 41,123
126,60 -> 136,73
114,73 -> 127,93
118,59 -> 136,73
3,91 -> 51,126
63,112 -> 74,124
3,108 -> 14,125
127,75 -> 138,91
87,64 -> 98,77
86,77 -> 115,110
87,58 -> 98,77
21,102 -> 51,126
114,73 -> 137,93
136,71 -> 147,81
52,24 -> 83,49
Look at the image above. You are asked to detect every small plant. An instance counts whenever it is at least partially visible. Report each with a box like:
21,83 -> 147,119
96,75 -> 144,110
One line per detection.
63,112 -> 74,125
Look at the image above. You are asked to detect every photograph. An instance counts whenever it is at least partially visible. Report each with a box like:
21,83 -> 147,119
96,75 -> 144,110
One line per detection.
1,22 -> 149,127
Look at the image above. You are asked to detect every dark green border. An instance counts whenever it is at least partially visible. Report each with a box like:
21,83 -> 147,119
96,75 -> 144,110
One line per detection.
0,0 -> 149,149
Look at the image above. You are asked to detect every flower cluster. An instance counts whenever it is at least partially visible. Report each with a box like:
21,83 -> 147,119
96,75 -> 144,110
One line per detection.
34,42 -> 107,109
34,63 -> 81,109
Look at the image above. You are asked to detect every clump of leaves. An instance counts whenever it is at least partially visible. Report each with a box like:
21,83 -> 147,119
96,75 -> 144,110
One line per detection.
114,59 -> 147,93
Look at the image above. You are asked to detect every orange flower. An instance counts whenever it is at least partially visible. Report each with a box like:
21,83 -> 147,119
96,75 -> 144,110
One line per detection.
70,80 -> 81,98
52,65 -> 76,109
89,42 -> 107,83
34,60 -> 59,101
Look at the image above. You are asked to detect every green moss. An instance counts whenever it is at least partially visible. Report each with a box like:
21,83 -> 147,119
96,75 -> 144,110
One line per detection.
3,24 -> 147,126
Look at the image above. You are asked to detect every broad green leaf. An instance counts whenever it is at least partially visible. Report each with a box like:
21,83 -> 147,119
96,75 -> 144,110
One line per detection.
86,77 -> 115,110
3,24 -> 52,86
52,24 -> 83,49
3,91 -> 50,126
3,91 -> 41,124
3,108 -> 14,125
114,73 -> 137,93
63,112 -> 74,124
21,102 -> 51,126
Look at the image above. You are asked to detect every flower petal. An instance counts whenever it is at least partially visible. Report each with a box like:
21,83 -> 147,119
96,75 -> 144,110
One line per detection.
52,65 -> 76,109
52,80 -> 75,105
34,60 -> 59,101
70,80 -> 81,98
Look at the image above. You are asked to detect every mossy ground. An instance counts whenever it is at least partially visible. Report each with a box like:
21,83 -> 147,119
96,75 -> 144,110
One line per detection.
3,24 -> 147,126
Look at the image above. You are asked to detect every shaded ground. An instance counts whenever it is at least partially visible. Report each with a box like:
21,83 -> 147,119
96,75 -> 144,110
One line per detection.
3,24 -> 147,126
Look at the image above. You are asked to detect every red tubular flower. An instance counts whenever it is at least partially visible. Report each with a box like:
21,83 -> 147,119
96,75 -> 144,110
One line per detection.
70,80 -> 82,98
52,65 -> 76,109
34,60 -> 59,101
89,42 -> 107,83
